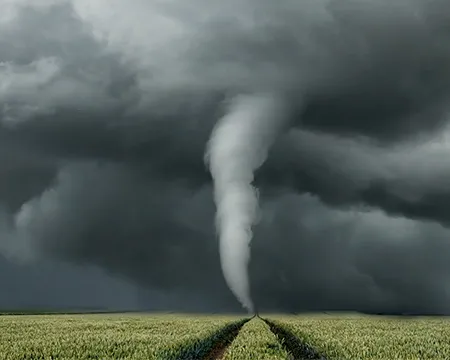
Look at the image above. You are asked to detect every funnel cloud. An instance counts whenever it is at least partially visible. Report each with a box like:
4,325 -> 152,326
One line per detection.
207,93 -> 288,312
2,0 -> 450,314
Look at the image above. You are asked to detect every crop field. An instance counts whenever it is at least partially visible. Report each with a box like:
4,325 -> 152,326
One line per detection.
0,313 -> 244,360
223,316 -> 289,359
0,313 -> 449,359
268,314 -> 450,360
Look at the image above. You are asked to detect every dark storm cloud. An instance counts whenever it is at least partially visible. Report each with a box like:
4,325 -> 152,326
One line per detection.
297,0 -> 450,142
0,254 -> 139,310
251,194 -> 450,314
2,0 -> 450,313
262,129 -> 450,226
0,138 -> 57,213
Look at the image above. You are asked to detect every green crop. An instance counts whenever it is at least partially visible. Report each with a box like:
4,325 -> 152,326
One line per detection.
269,314 -> 450,360
0,313 -> 241,360
2,312 -> 450,359
223,318 -> 289,360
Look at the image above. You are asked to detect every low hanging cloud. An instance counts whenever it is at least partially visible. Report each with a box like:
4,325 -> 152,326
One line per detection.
1,0 -> 450,313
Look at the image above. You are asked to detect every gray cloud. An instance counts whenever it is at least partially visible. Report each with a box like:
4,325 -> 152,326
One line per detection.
251,194 -> 450,314
0,254 -> 139,311
1,0 -> 450,313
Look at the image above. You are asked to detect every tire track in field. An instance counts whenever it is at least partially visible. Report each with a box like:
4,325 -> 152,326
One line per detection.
202,319 -> 248,360
261,317 -> 328,360
167,318 -> 250,360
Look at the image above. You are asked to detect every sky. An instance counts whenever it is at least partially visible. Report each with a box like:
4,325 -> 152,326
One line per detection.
2,0 -> 450,314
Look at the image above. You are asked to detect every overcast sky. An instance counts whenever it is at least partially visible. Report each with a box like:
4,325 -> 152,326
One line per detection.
2,0 -> 450,313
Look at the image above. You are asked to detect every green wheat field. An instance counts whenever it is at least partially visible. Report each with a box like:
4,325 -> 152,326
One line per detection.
1,313 -> 449,359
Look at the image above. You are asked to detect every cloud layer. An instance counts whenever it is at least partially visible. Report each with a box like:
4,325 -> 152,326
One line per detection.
2,0 -> 450,313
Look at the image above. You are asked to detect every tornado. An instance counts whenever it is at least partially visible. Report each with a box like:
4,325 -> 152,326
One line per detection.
206,93 -> 287,313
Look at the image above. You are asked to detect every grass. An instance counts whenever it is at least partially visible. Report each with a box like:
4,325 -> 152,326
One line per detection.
0,313 -> 242,360
2,312 -> 450,359
223,318 -> 290,359
166,317 -> 249,360
269,314 -> 450,360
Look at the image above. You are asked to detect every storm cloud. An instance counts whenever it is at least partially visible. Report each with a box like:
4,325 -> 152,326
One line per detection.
2,0 -> 450,313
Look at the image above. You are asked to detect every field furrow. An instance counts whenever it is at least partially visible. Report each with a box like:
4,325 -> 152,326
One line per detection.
0,314 -> 244,360
268,314 -> 450,360
223,317 -> 290,360
263,318 -> 326,360
170,318 -> 248,360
